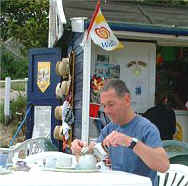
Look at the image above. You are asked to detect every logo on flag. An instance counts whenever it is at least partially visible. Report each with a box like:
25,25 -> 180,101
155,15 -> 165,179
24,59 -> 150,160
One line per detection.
86,0 -> 124,51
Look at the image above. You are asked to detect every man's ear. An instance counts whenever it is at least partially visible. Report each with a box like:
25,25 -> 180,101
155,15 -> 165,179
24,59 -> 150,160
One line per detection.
124,93 -> 131,105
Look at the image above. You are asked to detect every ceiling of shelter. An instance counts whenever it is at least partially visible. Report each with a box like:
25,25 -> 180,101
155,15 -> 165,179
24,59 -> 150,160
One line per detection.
62,0 -> 188,28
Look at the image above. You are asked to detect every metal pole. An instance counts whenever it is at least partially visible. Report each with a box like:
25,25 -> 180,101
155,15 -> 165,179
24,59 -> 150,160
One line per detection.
81,30 -> 91,143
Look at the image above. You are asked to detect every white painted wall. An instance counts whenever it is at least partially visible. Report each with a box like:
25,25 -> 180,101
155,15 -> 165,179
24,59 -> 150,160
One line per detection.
92,41 -> 156,113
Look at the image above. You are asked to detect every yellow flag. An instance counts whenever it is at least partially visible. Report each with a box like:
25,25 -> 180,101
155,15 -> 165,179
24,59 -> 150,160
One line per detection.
87,0 -> 124,51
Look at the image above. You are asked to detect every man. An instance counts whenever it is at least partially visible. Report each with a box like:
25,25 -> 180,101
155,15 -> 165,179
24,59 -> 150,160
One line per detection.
143,94 -> 176,140
71,79 -> 169,186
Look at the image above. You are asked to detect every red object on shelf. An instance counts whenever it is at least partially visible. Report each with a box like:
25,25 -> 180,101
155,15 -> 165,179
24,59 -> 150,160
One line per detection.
89,103 -> 100,118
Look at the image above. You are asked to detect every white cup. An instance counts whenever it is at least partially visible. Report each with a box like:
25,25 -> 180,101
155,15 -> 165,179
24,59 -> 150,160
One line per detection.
56,156 -> 72,168
45,157 -> 57,169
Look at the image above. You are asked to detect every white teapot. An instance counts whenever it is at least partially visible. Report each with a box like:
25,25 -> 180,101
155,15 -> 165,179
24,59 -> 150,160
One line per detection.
76,143 -> 109,170
76,154 -> 97,170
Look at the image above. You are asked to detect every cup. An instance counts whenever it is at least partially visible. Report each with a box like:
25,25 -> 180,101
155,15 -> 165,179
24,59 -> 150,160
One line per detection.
0,153 -> 8,168
56,156 -> 72,168
45,157 -> 57,169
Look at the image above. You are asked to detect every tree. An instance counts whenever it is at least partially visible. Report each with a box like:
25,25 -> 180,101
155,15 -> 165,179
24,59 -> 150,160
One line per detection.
0,46 -> 28,80
0,0 -> 49,51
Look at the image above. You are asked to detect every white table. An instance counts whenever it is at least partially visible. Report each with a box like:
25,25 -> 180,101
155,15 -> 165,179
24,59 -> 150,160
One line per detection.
0,169 -> 152,186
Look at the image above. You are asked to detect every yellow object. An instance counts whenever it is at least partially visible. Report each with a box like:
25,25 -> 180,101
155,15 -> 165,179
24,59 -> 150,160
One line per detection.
37,62 -> 51,93
173,122 -> 183,141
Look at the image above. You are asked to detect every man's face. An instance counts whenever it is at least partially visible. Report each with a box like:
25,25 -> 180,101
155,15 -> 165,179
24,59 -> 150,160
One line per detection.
100,88 -> 130,125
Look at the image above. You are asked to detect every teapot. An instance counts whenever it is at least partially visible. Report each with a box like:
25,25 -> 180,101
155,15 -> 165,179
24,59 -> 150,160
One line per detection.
76,154 -> 97,170
76,143 -> 109,170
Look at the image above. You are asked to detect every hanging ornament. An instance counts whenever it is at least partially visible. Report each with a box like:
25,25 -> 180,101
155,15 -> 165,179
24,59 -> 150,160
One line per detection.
127,61 -> 147,77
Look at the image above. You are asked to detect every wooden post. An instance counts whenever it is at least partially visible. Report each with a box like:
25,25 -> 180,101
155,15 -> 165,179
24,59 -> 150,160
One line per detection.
4,77 -> 11,123
25,78 -> 28,95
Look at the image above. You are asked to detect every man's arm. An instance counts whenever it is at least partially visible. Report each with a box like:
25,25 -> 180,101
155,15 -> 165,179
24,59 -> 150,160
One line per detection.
103,131 -> 169,173
133,140 -> 169,172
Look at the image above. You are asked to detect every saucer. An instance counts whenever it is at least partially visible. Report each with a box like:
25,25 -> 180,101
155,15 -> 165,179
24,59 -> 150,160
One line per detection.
0,168 -> 12,175
66,169 -> 99,173
56,166 -> 74,170
42,167 -> 99,173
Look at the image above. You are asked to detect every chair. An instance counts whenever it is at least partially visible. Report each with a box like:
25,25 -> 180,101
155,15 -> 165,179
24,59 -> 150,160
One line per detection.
6,136 -> 58,165
157,164 -> 188,186
162,140 -> 188,166
170,155 -> 188,166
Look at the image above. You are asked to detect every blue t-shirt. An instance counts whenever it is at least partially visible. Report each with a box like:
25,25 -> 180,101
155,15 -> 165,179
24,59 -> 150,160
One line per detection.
97,115 -> 163,186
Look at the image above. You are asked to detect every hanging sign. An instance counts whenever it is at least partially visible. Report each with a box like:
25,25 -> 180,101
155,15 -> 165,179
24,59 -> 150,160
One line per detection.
37,62 -> 51,93
33,106 -> 52,138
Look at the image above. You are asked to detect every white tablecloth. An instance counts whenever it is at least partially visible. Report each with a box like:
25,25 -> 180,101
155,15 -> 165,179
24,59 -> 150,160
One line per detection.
0,169 -> 152,186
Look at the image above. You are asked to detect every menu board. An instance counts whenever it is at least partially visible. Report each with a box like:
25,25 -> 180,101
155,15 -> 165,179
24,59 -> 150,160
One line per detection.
33,106 -> 51,138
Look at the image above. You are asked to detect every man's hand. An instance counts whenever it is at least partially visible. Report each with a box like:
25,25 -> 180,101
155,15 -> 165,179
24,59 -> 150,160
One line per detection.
88,142 -> 96,153
71,139 -> 86,155
71,139 -> 96,155
103,131 -> 132,147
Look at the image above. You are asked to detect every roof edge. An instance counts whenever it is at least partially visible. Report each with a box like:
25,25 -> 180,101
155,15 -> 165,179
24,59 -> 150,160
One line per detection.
85,20 -> 188,36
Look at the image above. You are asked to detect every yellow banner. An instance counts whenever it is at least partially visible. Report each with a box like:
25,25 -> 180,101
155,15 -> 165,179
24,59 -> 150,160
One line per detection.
37,62 -> 51,93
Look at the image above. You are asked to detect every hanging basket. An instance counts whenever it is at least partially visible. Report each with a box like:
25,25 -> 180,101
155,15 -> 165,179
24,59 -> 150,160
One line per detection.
56,58 -> 70,79
55,80 -> 71,99
54,106 -> 63,120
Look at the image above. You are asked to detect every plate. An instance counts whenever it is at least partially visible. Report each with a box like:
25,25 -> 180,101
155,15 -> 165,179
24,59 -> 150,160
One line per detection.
56,166 -> 75,170
0,169 -> 12,175
42,168 -> 99,173
59,169 -> 99,173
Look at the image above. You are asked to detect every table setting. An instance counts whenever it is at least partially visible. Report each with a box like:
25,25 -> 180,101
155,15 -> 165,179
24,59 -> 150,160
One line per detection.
22,142 -> 110,173
0,143 -> 152,186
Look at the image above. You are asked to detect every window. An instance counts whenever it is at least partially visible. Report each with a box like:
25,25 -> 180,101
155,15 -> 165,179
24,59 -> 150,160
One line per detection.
156,46 -> 188,110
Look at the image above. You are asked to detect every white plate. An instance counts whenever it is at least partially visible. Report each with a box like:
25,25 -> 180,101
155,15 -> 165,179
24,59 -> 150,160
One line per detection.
42,168 -> 99,173
0,169 -> 12,175
61,169 -> 99,173
56,166 -> 75,170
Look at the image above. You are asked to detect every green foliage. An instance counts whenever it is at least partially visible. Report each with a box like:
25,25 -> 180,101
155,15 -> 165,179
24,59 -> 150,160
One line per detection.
10,96 -> 27,116
0,46 -> 28,80
0,104 -> 5,125
0,0 -> 49,50
0,95 -> 27,126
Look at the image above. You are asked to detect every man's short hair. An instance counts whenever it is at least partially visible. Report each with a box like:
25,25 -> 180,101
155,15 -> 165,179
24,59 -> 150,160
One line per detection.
101,79 -> 130,97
